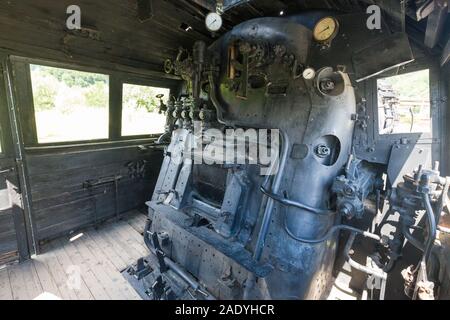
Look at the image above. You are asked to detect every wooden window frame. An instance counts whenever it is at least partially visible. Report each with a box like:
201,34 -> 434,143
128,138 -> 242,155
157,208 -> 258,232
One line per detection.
371,65 -> 436,142
120,80 -> 171,139
9,56 -> 180,149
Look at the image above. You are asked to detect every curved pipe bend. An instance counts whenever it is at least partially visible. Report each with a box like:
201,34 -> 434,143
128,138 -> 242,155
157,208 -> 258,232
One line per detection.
421,192 -> 437,264
399,193 -> 438,262
345,232 -> 387,280
283,218 -> 381,244
207,72 -> 226,125
260,185 -> 334,216
401,223 -> 425,252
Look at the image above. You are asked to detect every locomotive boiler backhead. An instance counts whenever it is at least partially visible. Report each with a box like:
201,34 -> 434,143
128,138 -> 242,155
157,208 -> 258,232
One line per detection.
127,8 -> 449,302
209,17 -> 357,299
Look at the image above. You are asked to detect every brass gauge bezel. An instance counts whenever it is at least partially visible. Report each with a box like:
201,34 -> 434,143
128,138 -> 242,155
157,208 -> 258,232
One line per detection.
313,16 -> 340,43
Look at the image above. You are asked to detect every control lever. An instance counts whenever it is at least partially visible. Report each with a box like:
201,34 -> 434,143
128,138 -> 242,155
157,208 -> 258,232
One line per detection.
0,167 -> 15,175
151,232 -> 169,273
151,275 -> 166,300
138,144 -> 166,151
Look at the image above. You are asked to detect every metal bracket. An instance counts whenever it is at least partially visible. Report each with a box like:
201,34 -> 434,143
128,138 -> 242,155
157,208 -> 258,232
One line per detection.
133,257 -> 153,280
151,232 -> 169,273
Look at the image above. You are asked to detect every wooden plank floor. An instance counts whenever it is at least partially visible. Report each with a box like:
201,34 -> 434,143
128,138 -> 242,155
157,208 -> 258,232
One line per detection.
0,210 -> 148,300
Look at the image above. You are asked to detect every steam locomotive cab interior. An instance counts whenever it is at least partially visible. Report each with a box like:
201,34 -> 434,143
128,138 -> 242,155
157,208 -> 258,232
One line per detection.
0,0 -> 449,301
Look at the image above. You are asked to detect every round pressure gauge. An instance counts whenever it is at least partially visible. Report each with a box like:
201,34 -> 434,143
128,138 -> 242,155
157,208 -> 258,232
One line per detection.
205,12 -> 223,32
313,17 -> 339,43
302,67 -> 316,80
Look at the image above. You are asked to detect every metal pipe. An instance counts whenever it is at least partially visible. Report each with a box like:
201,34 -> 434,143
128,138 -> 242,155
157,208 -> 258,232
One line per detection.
257,137 -> 380,245
207,72 -> 226,124
401,223 -> 425,251
253,130 -> 290,261
157,131 -> 171,144
260,185 -> 334,216
421,193 -> 437,264
164,257 -> 201,291
283,218 -> 382,244
243,130 -> 289,299
344,232 -> 387,281
400,193 -> 439,259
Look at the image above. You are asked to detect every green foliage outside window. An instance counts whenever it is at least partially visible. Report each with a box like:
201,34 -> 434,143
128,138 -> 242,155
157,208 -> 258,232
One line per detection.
122,83 -> 159,113
30,65 -> 109,113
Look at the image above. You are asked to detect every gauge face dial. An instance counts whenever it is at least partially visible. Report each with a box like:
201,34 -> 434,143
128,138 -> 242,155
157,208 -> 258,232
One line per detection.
302,67 -> 316,80
313,17 -> 339,42
205,12 -> 222,32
